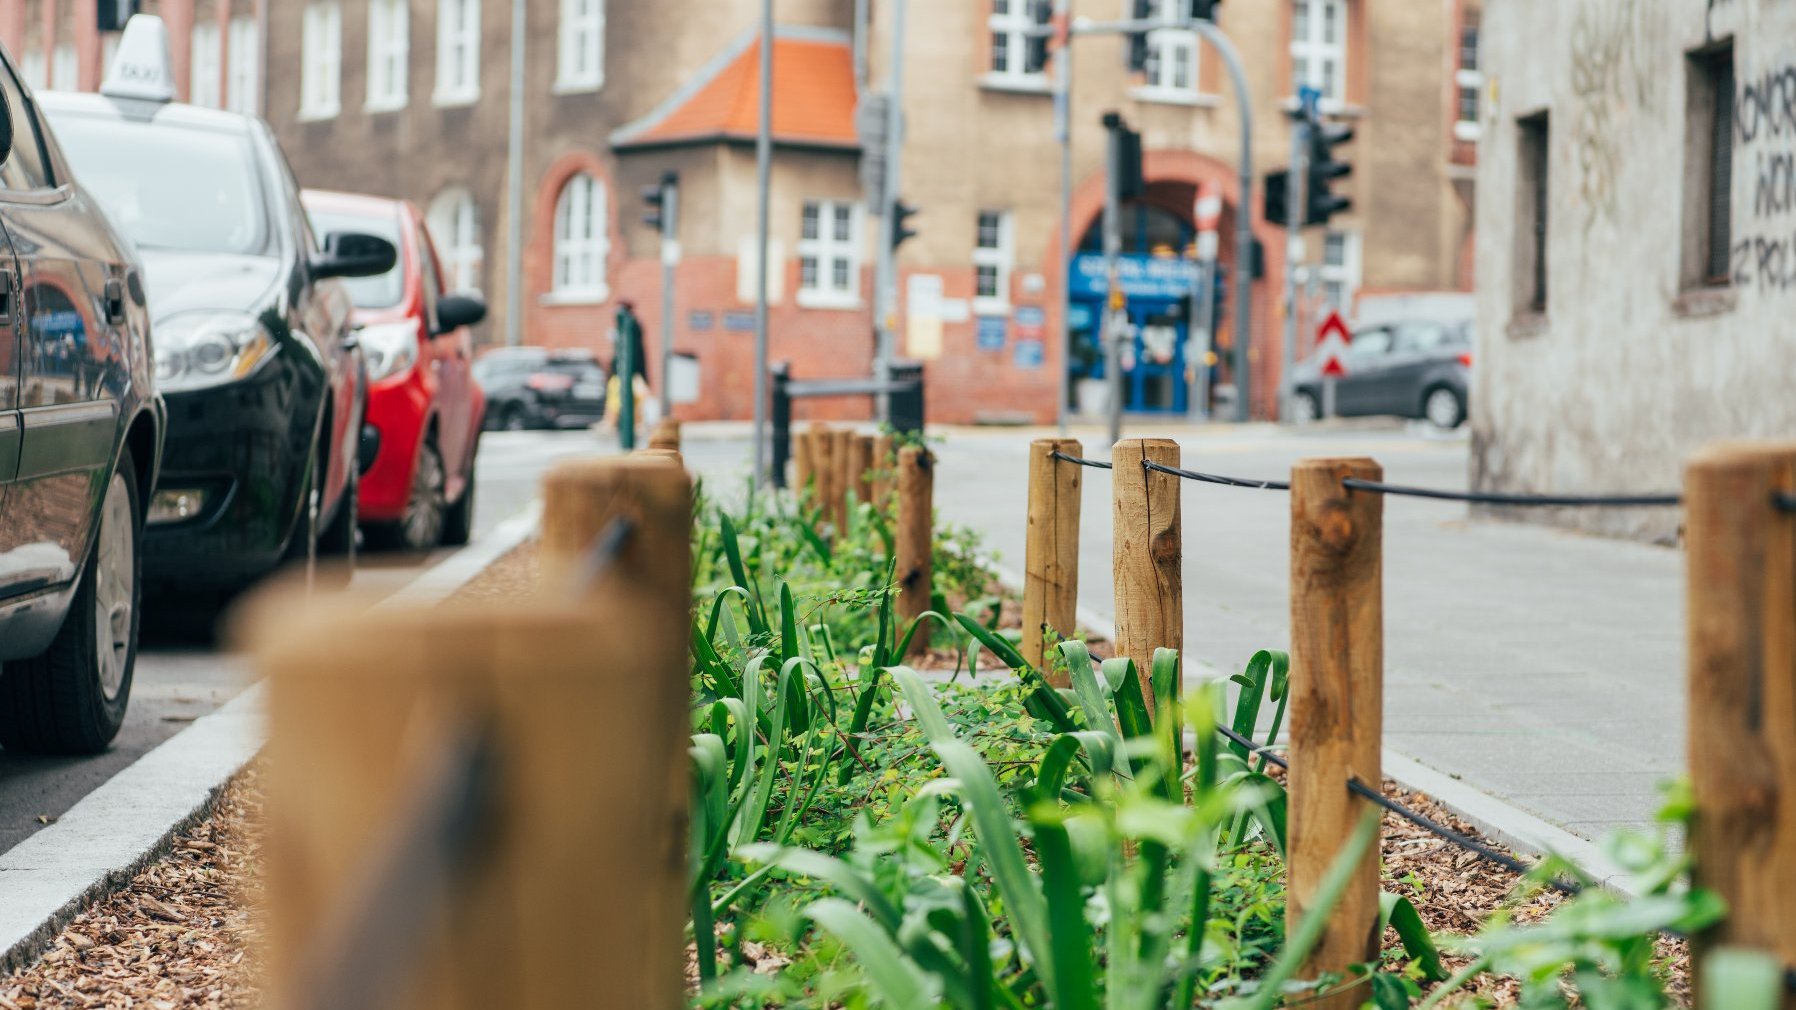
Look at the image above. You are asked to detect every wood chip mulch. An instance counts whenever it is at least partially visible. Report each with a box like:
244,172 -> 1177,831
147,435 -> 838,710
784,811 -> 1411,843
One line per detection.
448,540 -> 541,602
1,765 -> 265,1009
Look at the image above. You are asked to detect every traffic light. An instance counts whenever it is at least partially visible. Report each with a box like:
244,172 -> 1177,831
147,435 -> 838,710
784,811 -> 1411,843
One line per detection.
1263,168 -> 1291,227
891,199 -> 919,251
1103,112 -> 1145,202
641,171 -> 678,235
1305,122 -> 1354,225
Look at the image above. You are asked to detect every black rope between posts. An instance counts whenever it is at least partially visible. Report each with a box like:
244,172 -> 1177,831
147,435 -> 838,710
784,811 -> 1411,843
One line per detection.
577,516 -> 637,589
1144,459 -> 1290,491
1050,450 -> 1112,470
1777,491 -> 1796,513
1339,477 -> 1682,508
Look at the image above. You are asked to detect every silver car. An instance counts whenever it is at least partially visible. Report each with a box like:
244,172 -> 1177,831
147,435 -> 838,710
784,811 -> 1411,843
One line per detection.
1288,319 -> 1472,428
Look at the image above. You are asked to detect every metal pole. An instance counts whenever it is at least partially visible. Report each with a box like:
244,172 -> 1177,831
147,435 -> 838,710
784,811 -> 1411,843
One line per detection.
1101,114 -> 1123,447
1189,21 -> 1254,422
503,0 -> 526,347
658,178 -> 678,419
874,0 -> 907,425
1054,0 -> 1072,436
1281,113 -> 1308,423
852,0 -> 869,88
751,1 -> 773,488
618,309 -> 637,450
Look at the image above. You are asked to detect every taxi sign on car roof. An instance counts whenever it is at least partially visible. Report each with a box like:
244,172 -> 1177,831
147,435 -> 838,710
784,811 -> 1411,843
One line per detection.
99,14 -> 176,104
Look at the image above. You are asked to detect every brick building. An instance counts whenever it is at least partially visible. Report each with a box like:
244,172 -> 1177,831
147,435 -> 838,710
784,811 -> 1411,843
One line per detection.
1,0 -> 1482,424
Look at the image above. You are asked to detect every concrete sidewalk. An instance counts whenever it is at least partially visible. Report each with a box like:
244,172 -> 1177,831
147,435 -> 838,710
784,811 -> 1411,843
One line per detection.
931,426 -> 1684,842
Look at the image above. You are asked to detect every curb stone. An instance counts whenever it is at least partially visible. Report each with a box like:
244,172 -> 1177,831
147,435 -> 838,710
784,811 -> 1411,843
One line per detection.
0,504 -> 546,976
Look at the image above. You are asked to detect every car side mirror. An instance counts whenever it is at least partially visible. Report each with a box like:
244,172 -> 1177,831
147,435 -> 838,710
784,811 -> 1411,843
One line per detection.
311,231 -> 397,280
435,292 -> 487,334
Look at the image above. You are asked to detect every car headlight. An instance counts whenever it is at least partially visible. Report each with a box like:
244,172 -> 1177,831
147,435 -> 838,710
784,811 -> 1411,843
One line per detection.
154,312 -> 277,393
358,320 -> 421,383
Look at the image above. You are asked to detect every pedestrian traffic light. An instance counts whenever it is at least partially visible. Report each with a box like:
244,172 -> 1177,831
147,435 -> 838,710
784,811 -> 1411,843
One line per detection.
641,171 -> 678,235
891,199 -> 919,251
1305,122 -> 1354,225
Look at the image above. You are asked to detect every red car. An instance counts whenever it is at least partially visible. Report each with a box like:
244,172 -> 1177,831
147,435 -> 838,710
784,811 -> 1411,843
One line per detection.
303,190 -> 487,551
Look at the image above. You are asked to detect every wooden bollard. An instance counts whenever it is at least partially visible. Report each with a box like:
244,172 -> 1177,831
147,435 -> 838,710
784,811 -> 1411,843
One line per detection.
648,419 -> 681,453
256,454 -> 691,1009
1287,457 -> 1384,1009
870,433 -> 896,506
539,454 -> 692,604
1110,438 -> 1181,704
1686,442 -> 1796,1007
812,424 -> 838,526
851,434 -> 875,507
831,429 -> 855,531
793,426 -> 816,494
896,444 -> 934,656
1023,438 -> 1083,681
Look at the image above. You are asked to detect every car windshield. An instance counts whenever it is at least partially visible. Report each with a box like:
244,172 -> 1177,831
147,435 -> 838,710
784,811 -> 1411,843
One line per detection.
308,208 -> 404,309
49,113 -> 272,256
473,354 -> 545,383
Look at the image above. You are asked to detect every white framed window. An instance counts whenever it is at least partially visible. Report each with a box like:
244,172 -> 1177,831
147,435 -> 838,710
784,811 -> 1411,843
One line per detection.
550,173 -> 609,301
226,17 -> 260,115
973,210 -> 1013,311
435,0 -> 481,106
797,199 -> 861,307
366,0 -> 410,111
1290,0 -> 1347,103
985,0 -> 1049,88
21,49 -> 46,91
50,43 -> 76,92
555,0 -> 605,92
299,3 -> 342,120
1141,0 -> 1199,97
428,188 -> 484,293
1318,230 -> 1360,310
189,21 -> 222,108
1453,12 -> 1481,142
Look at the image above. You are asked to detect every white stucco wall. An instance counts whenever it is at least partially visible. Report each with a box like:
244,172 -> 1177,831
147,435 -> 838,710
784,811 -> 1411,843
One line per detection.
1472,0 -> 1796,542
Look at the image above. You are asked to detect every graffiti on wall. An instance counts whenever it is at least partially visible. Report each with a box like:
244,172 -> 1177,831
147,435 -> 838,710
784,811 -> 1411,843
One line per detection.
1731,59 -> 1796,290
1568,0 -> 1661,231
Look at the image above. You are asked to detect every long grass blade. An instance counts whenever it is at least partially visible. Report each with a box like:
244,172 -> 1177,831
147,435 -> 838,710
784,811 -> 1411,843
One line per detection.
806,898 -> 938,1010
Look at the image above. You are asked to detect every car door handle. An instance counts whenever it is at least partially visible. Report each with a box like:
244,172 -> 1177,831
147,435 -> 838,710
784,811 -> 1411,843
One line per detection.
103,277 -> 126,325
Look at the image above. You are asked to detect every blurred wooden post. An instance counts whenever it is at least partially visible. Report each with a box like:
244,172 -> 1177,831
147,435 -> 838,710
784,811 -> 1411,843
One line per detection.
793,427 -> 815,494
830,429 -> 855,530
259,457 -> 692,1010
648,419 -> 681,452
1023,438 -> 1083,682
1287,457 -> 1384,1010
896,445 -> 934,656
851,434 -> 875,507
812,424 -> 838,526
870,434 -> 896,506
1110,438 -> 1181,704
1686,442 -> 1796,1009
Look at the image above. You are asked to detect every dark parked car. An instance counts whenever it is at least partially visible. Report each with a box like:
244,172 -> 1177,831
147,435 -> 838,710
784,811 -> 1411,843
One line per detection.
474,348 -> 607,431
0,44 -> 166,753
38,15 -> 394,597
1288,319 -> 1473,428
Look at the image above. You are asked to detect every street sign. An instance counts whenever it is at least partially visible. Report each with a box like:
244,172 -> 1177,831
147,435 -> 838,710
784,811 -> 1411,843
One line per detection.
1316,310 -> 1351,377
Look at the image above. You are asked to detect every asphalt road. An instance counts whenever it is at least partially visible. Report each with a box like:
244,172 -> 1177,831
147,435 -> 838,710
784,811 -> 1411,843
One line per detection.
0,427 -> 618,855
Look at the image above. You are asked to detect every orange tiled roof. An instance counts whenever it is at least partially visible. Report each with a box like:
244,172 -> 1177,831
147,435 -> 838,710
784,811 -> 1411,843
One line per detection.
613,29 -> 858,150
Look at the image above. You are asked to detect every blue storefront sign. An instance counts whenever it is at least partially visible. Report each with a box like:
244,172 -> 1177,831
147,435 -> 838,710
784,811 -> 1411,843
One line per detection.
723,310 -> 756,332
976,314 -> 1006,351
1014,339 -> 1044,369
1014,306 -> 1046,330
1070,253 -> 1201,299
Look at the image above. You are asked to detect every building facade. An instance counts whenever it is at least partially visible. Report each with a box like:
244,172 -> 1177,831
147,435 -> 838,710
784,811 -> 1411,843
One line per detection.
2,0 -> 1478,425
1473,0 -> 1791,542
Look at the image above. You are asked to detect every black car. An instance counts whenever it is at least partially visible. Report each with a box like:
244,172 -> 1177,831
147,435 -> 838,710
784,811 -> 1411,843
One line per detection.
38,16 -> 395,598
1288,319 -> 1473,428
474,348 -> 608,430
0,46 -> 166,753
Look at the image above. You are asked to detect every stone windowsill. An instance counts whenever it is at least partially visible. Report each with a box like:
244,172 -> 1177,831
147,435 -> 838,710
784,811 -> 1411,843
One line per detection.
1672,285 -> 1737,319
1505,311 -> 1549,339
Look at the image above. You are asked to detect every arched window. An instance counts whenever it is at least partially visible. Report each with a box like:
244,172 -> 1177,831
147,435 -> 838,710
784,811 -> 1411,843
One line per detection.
427,188 -> 484,294
552,172 -> 608,300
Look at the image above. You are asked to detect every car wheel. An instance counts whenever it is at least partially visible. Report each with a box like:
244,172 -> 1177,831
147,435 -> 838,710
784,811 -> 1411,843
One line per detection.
0,450 -> 141,754
398,440 -> 449,552
501,404 -> 528,431
1290,390 -> 1321,424
1423,386 -> 1466,429
441,439 -> 477,548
